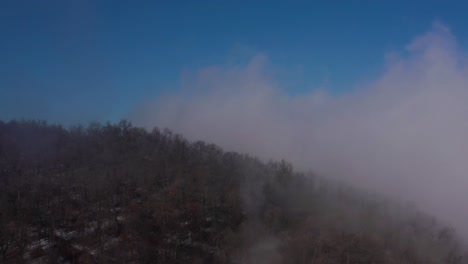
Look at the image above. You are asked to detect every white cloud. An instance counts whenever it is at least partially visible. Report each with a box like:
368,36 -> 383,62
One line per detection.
132,22 -> 468,239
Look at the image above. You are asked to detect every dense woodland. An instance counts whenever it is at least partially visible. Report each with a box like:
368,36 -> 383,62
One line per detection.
0,120 -> 467,263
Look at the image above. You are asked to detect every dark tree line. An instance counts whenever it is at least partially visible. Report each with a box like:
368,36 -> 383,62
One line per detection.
0,120 -> 466,263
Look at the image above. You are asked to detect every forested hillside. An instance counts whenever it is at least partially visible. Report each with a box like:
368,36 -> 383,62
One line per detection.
0,120 -> 466,263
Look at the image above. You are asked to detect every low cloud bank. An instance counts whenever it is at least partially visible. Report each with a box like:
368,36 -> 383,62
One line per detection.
132,23 -> 468,239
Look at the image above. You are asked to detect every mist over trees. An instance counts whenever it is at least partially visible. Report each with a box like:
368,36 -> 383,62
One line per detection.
0,119 -> 466,263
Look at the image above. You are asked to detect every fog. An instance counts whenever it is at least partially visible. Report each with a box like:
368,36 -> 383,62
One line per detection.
132,23 -> 468,240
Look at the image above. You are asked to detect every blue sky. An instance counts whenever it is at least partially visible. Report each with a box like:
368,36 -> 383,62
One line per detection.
1,0 -> 467,125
